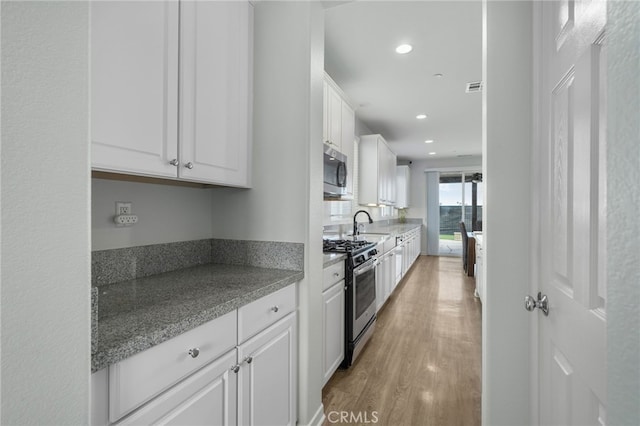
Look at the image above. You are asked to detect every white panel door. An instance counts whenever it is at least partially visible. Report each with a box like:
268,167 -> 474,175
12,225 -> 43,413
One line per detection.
91,1 -> 179,178
179,1 -> 252,187
536,1 -> 606,424
237,312 -> 296,426
322,281 -> 345,385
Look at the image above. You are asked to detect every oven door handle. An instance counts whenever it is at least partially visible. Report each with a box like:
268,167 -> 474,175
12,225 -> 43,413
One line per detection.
354,259 -> 377,276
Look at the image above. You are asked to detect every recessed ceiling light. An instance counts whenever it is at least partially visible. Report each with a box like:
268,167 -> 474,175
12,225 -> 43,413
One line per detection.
416,114 -> 427,120
429,152 -> 436,155
395,44 -> 413,54
434,73 -> 444,78
424,139 -> 434,144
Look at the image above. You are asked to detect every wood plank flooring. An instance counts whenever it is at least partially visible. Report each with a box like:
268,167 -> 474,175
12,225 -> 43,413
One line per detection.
322,256 -> 482,426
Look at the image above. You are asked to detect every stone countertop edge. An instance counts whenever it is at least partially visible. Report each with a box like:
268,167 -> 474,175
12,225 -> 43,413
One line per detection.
92,269 -> 303,373
323,253 -> 346,268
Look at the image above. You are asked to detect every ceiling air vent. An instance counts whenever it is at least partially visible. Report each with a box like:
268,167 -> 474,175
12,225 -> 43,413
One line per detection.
466,81 -> 483,93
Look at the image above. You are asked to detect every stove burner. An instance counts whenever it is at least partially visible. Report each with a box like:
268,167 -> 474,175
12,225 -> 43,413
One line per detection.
323,239 -> 373,254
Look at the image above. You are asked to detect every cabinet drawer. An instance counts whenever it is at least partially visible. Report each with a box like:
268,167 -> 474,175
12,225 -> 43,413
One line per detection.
109,310 -> 237,422
323,261 -> 345,291
116,350 -> 238,426
238,284 -> 296,343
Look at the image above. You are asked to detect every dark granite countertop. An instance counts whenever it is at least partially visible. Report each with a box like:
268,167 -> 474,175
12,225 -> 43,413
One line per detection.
92,263 -> 303,372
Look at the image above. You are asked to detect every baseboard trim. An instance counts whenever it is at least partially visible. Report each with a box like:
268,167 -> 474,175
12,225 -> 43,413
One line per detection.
301,404 -> 325,426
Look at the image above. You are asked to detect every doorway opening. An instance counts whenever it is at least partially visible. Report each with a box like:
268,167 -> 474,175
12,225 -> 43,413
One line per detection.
438,172 -> 483,257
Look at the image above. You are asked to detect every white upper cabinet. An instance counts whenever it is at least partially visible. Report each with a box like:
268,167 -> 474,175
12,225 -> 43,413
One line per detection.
359,134 -> 397,206
323,72 -> 355,197
396,165 -> 410,208
91,1 -> 179,178
91,1 -> 253,187
323,81 -> 343,151
340,102 -> 355,197
179,1 -> 252,186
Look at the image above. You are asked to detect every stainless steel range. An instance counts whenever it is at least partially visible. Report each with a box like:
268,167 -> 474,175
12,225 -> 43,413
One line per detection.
323,238 -> 378,367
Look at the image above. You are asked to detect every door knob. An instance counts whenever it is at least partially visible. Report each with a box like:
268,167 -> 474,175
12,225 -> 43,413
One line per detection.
524,292 -> 549,316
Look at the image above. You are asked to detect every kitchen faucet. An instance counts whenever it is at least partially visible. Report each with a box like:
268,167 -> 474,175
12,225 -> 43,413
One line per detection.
353,210 -> 373,239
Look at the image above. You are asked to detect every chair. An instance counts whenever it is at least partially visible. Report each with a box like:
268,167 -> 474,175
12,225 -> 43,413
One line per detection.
460,222 -> 476,277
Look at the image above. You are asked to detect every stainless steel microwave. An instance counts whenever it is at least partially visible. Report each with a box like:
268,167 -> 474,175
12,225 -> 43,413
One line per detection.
323,144 -> 347,197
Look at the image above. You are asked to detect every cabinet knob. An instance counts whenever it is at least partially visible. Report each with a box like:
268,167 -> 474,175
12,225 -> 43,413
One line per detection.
185,162 -> 194,169
169,159 -> 179,166
333,272 -> 340,277
271,305 -> 279,313
188,348 -> 200,358
231,364 -> 240,373
244,356 -> 253,364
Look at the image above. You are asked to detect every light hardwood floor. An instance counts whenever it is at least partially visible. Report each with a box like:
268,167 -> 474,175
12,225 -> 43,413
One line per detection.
322,255 -> 482,426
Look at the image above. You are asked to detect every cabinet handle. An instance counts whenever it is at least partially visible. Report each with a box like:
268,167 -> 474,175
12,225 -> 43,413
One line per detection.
244,356 -> 253,364
271,305 -> 279,313
169,159 -> 179,166
333,272 -> 340,277
231,364 -> 240,373
185,162 -> 194,169
187,348 -> 200,358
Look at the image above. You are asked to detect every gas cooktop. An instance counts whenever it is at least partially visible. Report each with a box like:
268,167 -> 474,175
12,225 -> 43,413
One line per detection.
323,239 -> 375,254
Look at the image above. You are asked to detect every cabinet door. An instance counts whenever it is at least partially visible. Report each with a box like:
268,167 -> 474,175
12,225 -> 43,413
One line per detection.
327,85 -> 343,150
237,312 -> 296,426
394,248 -> 403,285
385,254 -> 393,299
387,148 -> 397,205
340,102 -> 355,196
377,139 -> 387,204
91,1 -> 179,178
322,281 -> 345,385
179,1 -> 252,187
117,350 -> 238,426
375,258 -> 385,311
322,81 -> 329,145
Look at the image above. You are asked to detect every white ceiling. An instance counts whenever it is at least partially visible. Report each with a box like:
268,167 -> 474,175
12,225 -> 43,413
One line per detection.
324,1 -> 482,161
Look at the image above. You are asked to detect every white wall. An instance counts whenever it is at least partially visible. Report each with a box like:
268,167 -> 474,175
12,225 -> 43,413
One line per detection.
482,1 -> 532,424
208,2 -> 325,424
92,179 -> 214,250
607,2 -> 640,424
1,2 -> 90,423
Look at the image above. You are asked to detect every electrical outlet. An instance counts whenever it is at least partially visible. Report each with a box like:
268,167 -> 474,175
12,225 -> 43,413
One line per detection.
116,202 -> 132,216
114,214 -> 139,226
114,202 -> 136,227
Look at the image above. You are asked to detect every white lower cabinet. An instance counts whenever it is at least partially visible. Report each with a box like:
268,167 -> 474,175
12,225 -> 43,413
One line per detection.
322,281 -> 345,385
237,313 -> 297,426
394,245 -> 403,286
375,251 -> 394,311
92,284 -> 297,426
117,350 -> 237,426
322,262 -> 345,386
